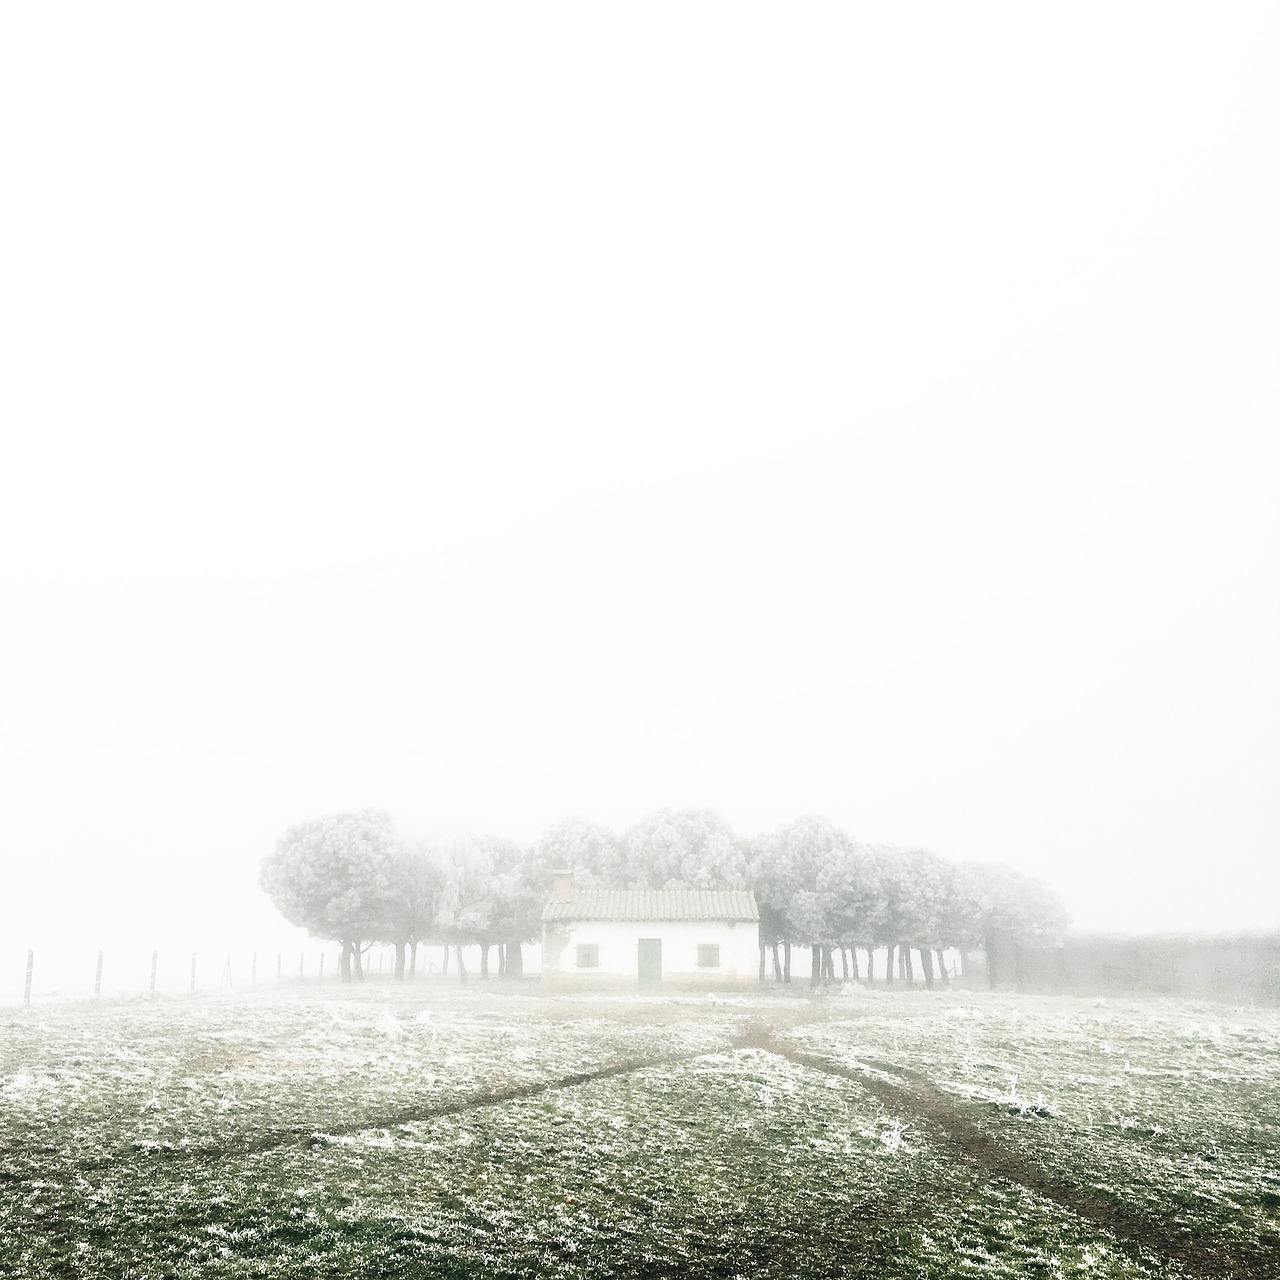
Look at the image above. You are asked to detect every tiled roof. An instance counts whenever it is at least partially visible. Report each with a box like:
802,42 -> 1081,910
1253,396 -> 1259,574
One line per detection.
543,889 -> 759,923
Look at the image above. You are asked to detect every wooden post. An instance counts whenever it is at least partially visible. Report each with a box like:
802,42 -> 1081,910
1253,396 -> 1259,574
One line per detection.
299,952 -> 304,978
24,950 -> 33,1005
150,950 -> 158,995
190,952 -> 197,993
319,953 -> 324,978
94,950 -> 104,997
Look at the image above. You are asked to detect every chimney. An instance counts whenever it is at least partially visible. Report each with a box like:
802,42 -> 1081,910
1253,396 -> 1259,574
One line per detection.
552,869 -> 574,902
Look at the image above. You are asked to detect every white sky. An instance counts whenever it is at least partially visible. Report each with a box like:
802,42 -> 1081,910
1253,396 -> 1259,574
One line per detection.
2,4 -> 1278,970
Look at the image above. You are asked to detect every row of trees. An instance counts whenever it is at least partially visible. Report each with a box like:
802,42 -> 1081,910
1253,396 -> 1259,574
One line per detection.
258,808 -> 1067,986
257,811 -> 537,983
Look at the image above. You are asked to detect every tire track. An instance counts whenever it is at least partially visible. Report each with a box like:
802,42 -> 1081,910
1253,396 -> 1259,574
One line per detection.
11,1007 -> 1270,1277
1,1046 -> 722,1179
763,1036 -> 1276,1280
3,1010 -> 831,1181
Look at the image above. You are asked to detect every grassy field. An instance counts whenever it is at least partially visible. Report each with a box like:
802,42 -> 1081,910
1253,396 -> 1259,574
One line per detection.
1,984 -> 1278,1279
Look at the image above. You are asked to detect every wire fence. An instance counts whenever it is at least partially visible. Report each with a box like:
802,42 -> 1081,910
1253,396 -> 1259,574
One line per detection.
0,942 -> 519,1006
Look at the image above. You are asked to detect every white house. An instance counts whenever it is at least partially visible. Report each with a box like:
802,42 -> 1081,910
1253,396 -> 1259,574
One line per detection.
541,876 -> 760,989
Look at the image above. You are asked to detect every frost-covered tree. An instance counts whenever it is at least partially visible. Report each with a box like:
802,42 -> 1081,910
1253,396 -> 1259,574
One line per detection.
531,816 -> 624,888
377,837 -> 446,980
753,815 -> 855,985
961,861 -> 1069,988
940,861 -> 989,976
259,809 -> 402,982
620,808 -> 750,890
868,845 -> 915,984
428,831 -> 491,982
816,840 -> 885,983
469,835 -> 540,979
417,831 -> 543,982
870,844 -> 955,984
896,848 -> 954,987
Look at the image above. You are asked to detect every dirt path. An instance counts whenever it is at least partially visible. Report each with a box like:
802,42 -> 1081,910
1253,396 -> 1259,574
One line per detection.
17,1046 -> 719,1176
760,1033 -> 1277,1280
6,1001 -> 1274,1277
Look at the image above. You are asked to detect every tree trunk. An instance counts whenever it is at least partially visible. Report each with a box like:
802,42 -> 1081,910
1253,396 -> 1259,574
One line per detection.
783,941 -> 792,984
985,932 -> 998,988
885,944 -> 895,985
810,944 -> 822,987
865,948 -> 875,984
839,947 -> 848,981
498,943 -> 507,977
455,945 -> 468,984
480,944 -> 489,980
850,947 -> 860,982
958,948 -> 970,982
507,943 -> 524,978
394,941 -> 406,981
339,941 -> 353,983
442,944 -> 450,975
920,946 -> 935,988
935,948 -> 949,987
823,946 -> 835,983
409,941 -> 418,978
353,943 -> 365,982
759,945 -> 767,981
771,941 -> 783,983
898,946 -> 909,981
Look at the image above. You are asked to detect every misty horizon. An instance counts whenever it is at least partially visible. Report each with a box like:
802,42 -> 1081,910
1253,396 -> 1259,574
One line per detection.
3,5 -> 1277,968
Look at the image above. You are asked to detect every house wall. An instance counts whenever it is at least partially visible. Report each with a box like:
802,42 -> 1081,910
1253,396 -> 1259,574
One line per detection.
543,918 -> 759,987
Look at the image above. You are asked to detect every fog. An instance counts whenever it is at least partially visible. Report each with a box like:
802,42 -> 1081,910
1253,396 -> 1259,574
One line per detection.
3,5 -> 1278,994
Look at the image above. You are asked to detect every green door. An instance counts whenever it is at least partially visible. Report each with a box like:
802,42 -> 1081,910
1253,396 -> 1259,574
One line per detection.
637,938 -> 662,991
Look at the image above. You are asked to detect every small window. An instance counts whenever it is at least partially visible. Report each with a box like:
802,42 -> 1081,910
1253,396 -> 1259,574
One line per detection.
697,944 -> 720,969
576,944 -> 600,969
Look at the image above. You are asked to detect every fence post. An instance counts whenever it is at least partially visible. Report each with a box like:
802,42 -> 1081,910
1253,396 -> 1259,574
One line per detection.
94,951 -> 104,998
319,953 -> 325,979
299,952 -> 304,978
24,950 -> 33,1006
190,952 -> 197,993
150,950 -> 158,995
